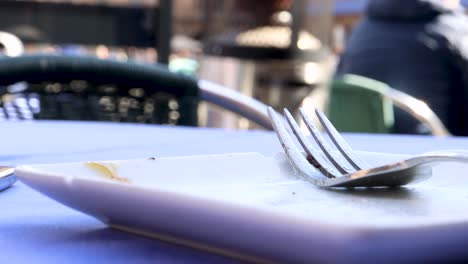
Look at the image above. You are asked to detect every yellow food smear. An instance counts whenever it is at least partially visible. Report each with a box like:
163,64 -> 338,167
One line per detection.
85,162 -> 129,183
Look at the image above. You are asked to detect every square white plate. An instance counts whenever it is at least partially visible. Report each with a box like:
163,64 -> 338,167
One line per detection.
15,151 -> 468,263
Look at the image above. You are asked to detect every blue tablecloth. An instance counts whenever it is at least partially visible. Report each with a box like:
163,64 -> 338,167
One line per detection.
2,121 -> 468,263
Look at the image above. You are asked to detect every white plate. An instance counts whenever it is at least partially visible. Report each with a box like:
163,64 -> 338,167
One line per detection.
15,151 -> 468,263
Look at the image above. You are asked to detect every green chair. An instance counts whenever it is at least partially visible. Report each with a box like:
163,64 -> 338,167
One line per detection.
0,55 -> 273,129
327,74 -> 450,136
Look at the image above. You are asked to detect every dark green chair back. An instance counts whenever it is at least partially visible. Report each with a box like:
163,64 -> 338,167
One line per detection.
327,74 -> 394,133
0,55 -> 199,126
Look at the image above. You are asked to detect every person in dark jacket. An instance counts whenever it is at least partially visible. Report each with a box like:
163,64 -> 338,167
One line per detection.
335,0 -> 468,135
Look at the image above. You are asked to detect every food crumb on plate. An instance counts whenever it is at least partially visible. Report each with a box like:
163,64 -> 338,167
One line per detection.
85,162 -> 129,183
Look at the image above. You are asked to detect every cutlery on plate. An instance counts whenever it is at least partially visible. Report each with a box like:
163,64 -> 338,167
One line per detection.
268,107 -> 468,188
0,166 -> 16,191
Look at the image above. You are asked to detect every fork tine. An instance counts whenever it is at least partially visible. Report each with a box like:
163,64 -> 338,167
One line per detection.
267,107 -> 329,182
298,108 -> 356,174
283,109 -> 339,178
315,108 -> 370,170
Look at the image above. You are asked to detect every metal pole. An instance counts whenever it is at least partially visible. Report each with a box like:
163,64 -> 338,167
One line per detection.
157,0 -> 172,65
290,0 -> 304,51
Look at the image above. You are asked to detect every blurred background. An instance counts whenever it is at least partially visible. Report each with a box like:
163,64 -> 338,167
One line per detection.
0,0 -> 467,133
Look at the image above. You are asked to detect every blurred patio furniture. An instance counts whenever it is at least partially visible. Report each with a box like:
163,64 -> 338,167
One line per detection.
199,0 -> 334,129
0,55 -> 273,129
327,74 -> 450,136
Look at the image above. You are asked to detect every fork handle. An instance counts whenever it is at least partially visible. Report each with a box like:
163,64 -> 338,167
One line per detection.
418,150 -> 468,163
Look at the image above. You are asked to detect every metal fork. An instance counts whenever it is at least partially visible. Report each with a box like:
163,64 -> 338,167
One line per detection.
268,107 -> 468,188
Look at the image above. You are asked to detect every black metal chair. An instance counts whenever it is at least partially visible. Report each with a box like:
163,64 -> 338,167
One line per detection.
0,55 -> 273,129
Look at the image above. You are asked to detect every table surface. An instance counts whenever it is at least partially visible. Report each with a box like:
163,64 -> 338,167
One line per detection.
2,121 -> 468,264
